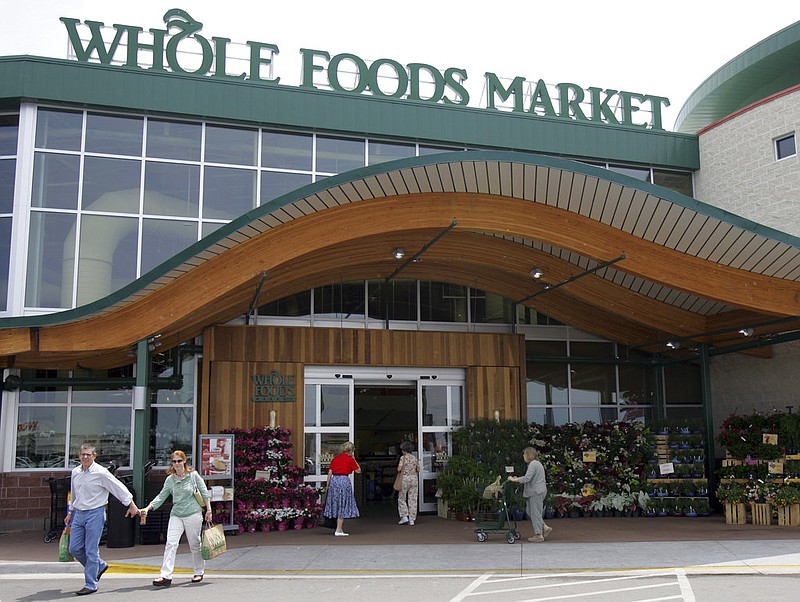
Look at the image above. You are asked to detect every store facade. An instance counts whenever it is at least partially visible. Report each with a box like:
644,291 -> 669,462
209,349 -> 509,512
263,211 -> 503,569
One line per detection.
1,10 -> 799,528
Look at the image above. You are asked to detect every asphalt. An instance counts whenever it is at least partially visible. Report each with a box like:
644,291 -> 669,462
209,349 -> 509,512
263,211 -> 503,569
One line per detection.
2,506 -> 800,577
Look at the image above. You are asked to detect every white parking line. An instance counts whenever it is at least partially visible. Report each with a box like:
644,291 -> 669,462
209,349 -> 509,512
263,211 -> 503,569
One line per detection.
451,569 -> 695,601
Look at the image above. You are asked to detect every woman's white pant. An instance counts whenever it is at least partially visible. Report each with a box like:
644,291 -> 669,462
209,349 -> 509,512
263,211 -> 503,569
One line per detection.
160,512 -> 205,578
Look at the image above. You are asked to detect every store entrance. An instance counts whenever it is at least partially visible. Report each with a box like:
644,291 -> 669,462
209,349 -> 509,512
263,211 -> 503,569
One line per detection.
354,384 -> 416,515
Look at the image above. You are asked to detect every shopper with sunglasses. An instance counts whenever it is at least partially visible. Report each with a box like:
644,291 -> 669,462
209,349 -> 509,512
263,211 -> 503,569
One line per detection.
141,450 -> 212,587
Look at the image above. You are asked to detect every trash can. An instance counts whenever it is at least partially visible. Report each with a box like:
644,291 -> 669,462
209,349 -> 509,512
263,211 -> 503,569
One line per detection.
106,481 -> 136,548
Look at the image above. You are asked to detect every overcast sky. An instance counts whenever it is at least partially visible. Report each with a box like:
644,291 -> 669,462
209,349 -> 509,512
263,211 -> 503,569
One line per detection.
2,1 -> 799,130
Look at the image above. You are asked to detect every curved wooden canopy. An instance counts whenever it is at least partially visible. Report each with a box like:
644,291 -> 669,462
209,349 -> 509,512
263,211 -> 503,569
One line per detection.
1,151 -> 799,369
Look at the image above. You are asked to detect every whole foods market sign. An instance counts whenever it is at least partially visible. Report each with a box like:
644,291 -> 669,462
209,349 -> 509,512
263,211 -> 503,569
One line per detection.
61,8 -> 670,130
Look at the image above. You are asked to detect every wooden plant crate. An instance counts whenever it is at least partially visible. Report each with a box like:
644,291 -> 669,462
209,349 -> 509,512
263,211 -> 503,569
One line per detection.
777,504 -> 800,527
725,502 -> 746,524
751,502 -> 772,525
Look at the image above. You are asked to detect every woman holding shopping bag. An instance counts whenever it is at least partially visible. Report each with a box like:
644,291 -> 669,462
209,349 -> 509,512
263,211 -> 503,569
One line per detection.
141,450 -> 213,586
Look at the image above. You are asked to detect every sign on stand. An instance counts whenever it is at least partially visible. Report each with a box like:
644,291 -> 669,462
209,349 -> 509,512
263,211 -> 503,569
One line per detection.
199,434 -> 237,534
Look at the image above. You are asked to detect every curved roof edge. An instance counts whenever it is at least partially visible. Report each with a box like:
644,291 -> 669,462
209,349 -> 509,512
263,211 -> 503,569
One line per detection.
675,20 -> 800,133
1,150 -> 798,330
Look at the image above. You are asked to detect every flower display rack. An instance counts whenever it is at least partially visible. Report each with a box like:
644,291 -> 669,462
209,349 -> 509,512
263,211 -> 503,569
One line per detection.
217,426 -> 322,533
716,412 -> 800,527
752,502 -> 773,525
777,504 -> 800,527
725,502 -> 746,524
645,425 -> 709,517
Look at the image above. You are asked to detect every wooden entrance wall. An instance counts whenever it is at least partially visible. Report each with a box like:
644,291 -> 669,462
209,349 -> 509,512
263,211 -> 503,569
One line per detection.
200,325 -> 527,453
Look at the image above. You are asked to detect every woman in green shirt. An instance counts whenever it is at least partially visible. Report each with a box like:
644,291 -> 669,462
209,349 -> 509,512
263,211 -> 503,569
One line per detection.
142,450 -> 212,586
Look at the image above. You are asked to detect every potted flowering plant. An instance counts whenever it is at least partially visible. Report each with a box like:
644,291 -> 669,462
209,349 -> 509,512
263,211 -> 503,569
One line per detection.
715,481 -> 747,504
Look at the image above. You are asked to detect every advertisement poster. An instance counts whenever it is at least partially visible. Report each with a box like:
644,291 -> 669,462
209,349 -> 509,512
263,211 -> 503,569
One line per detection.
199,434 -> 234,480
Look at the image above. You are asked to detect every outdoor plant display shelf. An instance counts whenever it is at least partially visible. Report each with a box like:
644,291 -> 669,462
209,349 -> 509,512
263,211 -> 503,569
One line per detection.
777,504 -> 800,527
725,502 -> 746,525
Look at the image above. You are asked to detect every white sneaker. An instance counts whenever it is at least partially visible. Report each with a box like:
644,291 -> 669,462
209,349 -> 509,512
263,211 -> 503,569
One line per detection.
543,525 -> 553,539
334,531 -> 349,537
408,520 -> 415,526
398,517 -> 409,525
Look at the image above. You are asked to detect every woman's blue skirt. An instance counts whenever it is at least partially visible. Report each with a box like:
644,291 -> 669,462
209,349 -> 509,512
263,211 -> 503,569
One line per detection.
324,475 -> 360,519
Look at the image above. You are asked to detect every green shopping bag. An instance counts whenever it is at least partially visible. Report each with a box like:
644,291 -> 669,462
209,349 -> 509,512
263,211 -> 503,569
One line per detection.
58,527 -> 72,562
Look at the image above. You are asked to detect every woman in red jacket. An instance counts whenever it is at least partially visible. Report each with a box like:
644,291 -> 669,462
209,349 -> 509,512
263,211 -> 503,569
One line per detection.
323,441 -> 362,536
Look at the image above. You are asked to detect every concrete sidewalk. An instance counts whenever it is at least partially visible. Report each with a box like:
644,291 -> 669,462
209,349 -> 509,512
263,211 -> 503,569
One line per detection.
2,514 -> 800,576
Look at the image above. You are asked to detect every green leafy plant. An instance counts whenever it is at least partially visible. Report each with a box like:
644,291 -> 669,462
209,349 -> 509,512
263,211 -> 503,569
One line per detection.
715,480 -> 747,504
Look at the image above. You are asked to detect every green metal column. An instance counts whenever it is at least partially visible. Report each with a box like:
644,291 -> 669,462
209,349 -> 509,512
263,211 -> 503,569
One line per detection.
699,344 -> 716,496
133,339 -> 150,507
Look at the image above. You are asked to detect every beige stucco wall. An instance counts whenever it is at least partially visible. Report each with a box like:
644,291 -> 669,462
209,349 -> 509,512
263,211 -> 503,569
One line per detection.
693,89 -> 800,237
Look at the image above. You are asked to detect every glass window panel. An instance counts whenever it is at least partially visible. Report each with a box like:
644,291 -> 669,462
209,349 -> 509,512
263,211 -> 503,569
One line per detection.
619,406 -> 652,424
150,406 -> 194,466
320,433 -> 350,466
35,109 -> 83,151
316,136 -> 364,174
304,384 -> 317,427
368,140 -> 415,165
0,217 -> 10,310
81,156 -> 141,212
204,166 -> 256,219
570,363 -> 615,405
607,164 -> 651,182
776,134 -> 796,160
367,279 -> 417,321
72,386 -> 132,404
470,288 -> 514,324
202,221 -> 224,238
16,405 -> 67,468
19,380 -> 70,404
570,341 -> 615,358
146,119 -> 201,161
421,432 -> 451,472
144,161 -> 200,217
526,363 -> 570,405
617,360 -> 654,406
527,406 -> 569,426
85,113 -> 143,156
303,432 -> 319,475
153,351 -> 196,405
527,340 -> 567,358
421,386 -> 447,426
0,159 -> 15,213
320,384 -> 350,427
450,385 -> 464,426
140,218 -> 198,275
571,406 -> 618,424
664,406 -> 705,425
418,145 -> 461,155
69,406 -> 132,466
205,125 -> 257,165
420,281 -> 467,322
314,282 -> 365,317
653,169 -> 693,197
25,212 -> 76,308
32,153 -> 80,209
0,114 -> 19,156
664,363 -> 702,405
259,290 -> 311,317
261,131 -> 313,170
260,171 -> 312,205
77,214 -> 138,305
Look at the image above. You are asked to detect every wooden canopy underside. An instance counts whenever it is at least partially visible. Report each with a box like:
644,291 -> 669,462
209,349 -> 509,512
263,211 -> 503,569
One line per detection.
1,192 -> 798,369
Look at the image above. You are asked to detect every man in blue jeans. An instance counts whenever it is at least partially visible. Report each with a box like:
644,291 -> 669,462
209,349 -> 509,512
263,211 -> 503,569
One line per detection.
64,444 -> 141,596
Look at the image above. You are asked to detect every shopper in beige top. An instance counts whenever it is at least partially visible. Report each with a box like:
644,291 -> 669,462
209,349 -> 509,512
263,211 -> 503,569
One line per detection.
396,441 -> 420,526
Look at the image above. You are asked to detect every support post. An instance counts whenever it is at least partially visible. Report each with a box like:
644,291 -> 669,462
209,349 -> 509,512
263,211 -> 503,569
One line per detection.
699,343 -> 716,497
132,339 -> 150,508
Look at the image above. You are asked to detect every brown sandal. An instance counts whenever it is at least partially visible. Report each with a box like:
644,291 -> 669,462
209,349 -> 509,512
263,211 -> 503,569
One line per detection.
191,575 -> 204,583
152,577 -> 171,587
